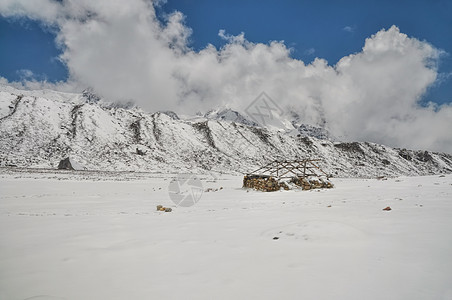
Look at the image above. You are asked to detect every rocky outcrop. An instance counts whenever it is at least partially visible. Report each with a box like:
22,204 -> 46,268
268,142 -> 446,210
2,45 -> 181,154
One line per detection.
242,175 -> 334,192
57,157 -> 85,170
58,157 -> 74,170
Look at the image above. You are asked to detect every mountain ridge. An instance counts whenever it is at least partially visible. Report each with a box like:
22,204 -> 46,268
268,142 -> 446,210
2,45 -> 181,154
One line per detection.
1,85 -> 451,177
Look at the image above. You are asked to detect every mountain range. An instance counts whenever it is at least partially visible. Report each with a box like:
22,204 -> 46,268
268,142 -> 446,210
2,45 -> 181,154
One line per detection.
1,84 -> 451,177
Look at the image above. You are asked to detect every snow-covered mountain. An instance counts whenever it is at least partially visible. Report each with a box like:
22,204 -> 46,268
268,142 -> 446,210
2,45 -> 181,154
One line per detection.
1,85 -> 451,177
204,107 -> 259,127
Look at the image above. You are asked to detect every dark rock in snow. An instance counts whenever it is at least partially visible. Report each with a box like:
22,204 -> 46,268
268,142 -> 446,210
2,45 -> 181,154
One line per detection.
382,159 -> 391,165
57,157 -> 85,170
82,88 -> 101,103
297,123 -> 332,140
58,157 -> 74,170
136,148 -> 145,156
416,151 -> 433,162
334,142 -> 365,155
399,149 -> 412,161
160,111 -> 180,120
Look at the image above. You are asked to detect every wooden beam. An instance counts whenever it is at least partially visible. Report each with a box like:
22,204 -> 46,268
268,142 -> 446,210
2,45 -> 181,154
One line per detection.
246,159 -> 328,180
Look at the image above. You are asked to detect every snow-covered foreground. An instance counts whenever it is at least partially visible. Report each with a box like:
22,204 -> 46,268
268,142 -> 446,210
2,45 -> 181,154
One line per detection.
1,171 -> 452,300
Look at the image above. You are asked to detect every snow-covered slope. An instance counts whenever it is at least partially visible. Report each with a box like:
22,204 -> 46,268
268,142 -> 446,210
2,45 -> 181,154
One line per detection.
204,107 -> 258,127
1,85 -> 451,177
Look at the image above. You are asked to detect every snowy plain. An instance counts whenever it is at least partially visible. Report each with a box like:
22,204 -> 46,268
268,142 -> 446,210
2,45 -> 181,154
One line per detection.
1,169 -> 452,300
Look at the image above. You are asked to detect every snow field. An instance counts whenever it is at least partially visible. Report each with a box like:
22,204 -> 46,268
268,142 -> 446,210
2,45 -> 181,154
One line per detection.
1,173 -> 452,300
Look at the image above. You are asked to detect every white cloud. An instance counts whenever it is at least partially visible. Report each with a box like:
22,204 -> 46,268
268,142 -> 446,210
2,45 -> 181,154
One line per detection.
15,69 -> 50,82
343,25 -> 355,33
304,48 -> 315,56
16,69 -> 34,79
0,1 -> 451,153
0,75 -> 82,93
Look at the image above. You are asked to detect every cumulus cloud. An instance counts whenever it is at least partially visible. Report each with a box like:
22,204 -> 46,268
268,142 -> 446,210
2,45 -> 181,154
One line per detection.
0,0 -> 451,153
0,0 -> 61,23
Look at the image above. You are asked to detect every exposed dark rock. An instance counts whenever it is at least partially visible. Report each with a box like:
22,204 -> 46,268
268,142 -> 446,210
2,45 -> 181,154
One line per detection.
249,126 -> 277,150
82,88 -> 101,103
193,121 -> 216,149
136,148 -> 145,156
0,94 -> 23,123
69,104 -> 84,138
57,157 -> 85,170
382,159 -> 391,165
366,142 -> 383,154
299,136 -> 313,147
58,157 -> 74,170
334,142 -> 365,155
130,119 -> 141,143
399,149 -> 412,161
160,111 -> 180,120
416,150 -> 433,162
297,123 -> 331,140
151,113 -> 162,143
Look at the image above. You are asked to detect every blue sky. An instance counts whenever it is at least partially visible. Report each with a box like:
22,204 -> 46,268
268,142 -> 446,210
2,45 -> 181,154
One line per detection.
159,0 -> 452,105
0,18 -> 67,82
0,0 -> 451,105
0,0 -> 451,152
